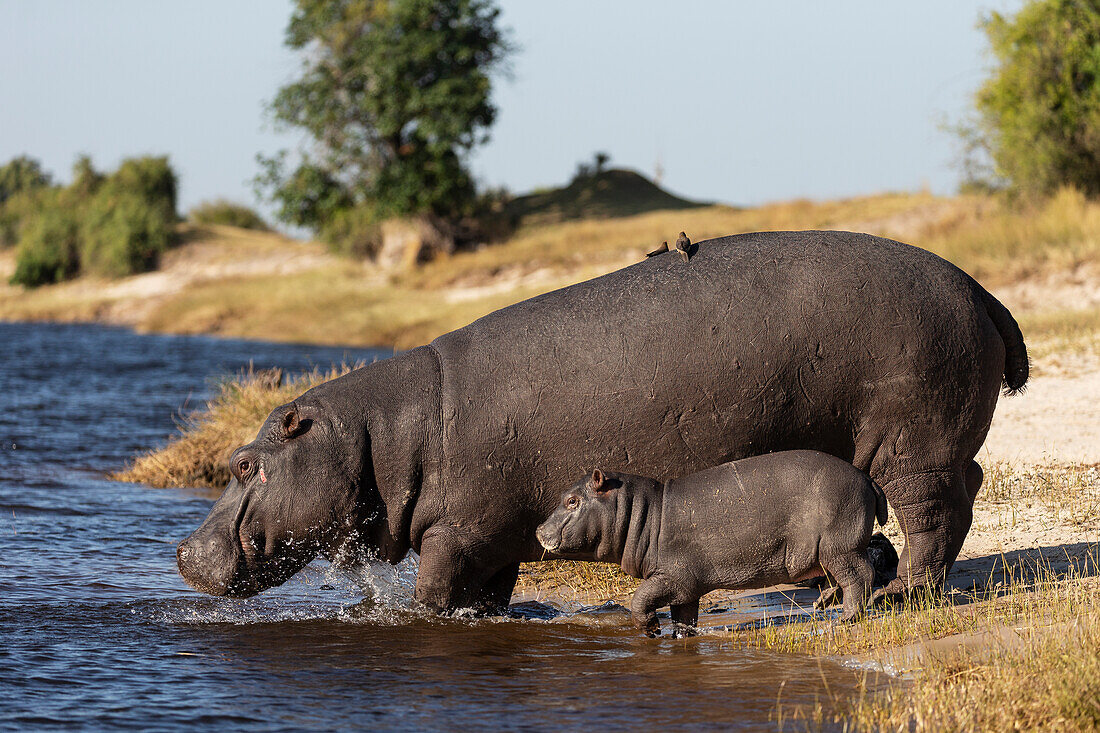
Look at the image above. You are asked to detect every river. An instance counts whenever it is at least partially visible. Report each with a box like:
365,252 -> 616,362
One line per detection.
0,322 -> 878,730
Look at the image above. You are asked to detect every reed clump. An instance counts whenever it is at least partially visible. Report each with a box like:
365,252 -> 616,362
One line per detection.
114,363 -> 360,489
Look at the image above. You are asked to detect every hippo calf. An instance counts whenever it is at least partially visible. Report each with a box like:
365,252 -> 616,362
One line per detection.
536,451 -> 888,636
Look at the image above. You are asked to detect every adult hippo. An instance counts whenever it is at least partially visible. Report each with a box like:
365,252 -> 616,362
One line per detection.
177,230 -> 1028,611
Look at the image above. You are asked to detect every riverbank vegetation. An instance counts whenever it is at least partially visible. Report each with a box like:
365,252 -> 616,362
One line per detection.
4,185 -> 1100,351
114,364 -> 359,489
1,155 -> 179,287
187,199 -> 269,231
776,573 -> 1100,731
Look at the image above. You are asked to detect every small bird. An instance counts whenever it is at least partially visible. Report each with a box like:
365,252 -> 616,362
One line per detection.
675,231 -> 691,261
646,241 -> 669,258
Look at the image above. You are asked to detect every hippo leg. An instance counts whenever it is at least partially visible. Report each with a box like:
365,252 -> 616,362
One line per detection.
965,460 -> 984,505
822,551 -> 873,623
872,468 -> 971,605
472,562 -> 520,614
413,527 -> 487,613
631,573 -> 696,637
670,600 -> 700,638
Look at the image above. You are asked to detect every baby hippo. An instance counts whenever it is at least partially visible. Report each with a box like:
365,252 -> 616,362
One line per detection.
536,450 -> 887,636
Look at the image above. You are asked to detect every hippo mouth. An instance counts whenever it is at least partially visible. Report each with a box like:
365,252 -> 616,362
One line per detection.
176,489 -> 316,598
176,533 -> 309,599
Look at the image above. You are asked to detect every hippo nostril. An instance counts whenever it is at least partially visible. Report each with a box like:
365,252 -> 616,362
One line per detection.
536,527 -> 559,552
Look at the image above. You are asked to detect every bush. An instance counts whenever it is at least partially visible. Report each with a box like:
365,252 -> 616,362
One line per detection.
6,154 -> 180,285
0,188 -> 47,249
0,156 -> 51,205
102,156 -> 178,221
80,192 -> 172,278
971,1 -> 1100,196
0,156 -> 56,249
10,204 -> 80,287
320,205 -> 383,258
69,155 -> 104,200
188,199 -> 269,230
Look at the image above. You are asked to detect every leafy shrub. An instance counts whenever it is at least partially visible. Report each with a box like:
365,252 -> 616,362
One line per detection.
0,156 -> 55,249
7,154 -> 180,285
80,192 -> 172,278
10,203 -> 80,286
0,156 -> 51,205
102,156 -> 178,221
970,1 -> 1100,195
0,189 -> 47,249
320,205 -> 383,258
69,155 -> 104,200
188,199 -> 269,230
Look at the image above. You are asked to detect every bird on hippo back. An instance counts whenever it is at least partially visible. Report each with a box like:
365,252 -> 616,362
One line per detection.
176,229 -> 1028,613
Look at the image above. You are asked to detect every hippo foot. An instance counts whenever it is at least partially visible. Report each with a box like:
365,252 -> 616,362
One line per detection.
869,578 -> 943,610
670,622 -> 698,639
812,585 -> 842,611
836,607 -> 865,624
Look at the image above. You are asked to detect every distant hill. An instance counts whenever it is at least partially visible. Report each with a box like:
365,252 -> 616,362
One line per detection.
506,168 -> 710,227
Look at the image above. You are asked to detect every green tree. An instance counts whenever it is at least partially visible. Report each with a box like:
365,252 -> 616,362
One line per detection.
103,156 -> 178,221
259,0 -> 511,233
10,198 -> 80,287
0,156 -> 52,205
80,192 -> 172,278
70,155 -> 105,199
971,0 -> 1100,195
9,154 -> 179,286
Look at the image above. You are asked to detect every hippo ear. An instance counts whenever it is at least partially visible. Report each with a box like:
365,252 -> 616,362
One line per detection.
282,407 -> 302,438
588,469 -> 605,491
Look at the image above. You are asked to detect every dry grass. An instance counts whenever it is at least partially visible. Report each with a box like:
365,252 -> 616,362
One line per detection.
516,560 -> 639,603
114,363 -> 359,488
126,191 -> 1100,350
978,462 -> 1100,528
137,264 -> 566,350
845,581 -> 1100,731
763,544 -> 1100,730
736,548 -> 1100,657
1020,306 -> 1100,365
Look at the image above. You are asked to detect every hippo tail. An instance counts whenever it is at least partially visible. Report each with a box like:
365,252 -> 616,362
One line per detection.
979,286 -> 1030,395
870,479 -> 889,527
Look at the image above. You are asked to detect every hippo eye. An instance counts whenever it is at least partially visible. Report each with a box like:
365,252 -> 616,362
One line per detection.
237,458 -> 253,480
566,496 -> 580,509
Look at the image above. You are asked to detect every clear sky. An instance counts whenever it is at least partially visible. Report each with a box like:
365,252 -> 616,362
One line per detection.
0,1 -> 1024,217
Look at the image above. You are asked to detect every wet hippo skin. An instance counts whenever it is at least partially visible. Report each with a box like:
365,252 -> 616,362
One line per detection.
177,230 -> 1028,612
536,453 -> 890,635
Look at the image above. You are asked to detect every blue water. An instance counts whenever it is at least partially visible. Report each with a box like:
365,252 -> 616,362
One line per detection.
0,322 -> 875,731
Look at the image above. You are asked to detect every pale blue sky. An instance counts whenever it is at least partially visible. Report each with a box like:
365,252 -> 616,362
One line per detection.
0,1 -> 1023,218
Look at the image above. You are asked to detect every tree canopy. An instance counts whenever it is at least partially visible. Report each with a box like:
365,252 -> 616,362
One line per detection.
972,0 -> 1100,196
259,0 -> 511,232
0,156 -> 52,205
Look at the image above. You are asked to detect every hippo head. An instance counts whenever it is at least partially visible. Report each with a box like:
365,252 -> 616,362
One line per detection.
176,396 -> 391,598
535,469 -> 623,560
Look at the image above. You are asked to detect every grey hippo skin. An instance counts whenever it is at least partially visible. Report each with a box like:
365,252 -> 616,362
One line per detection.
536,452 -> 889,636
177,230 -> 1028,612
